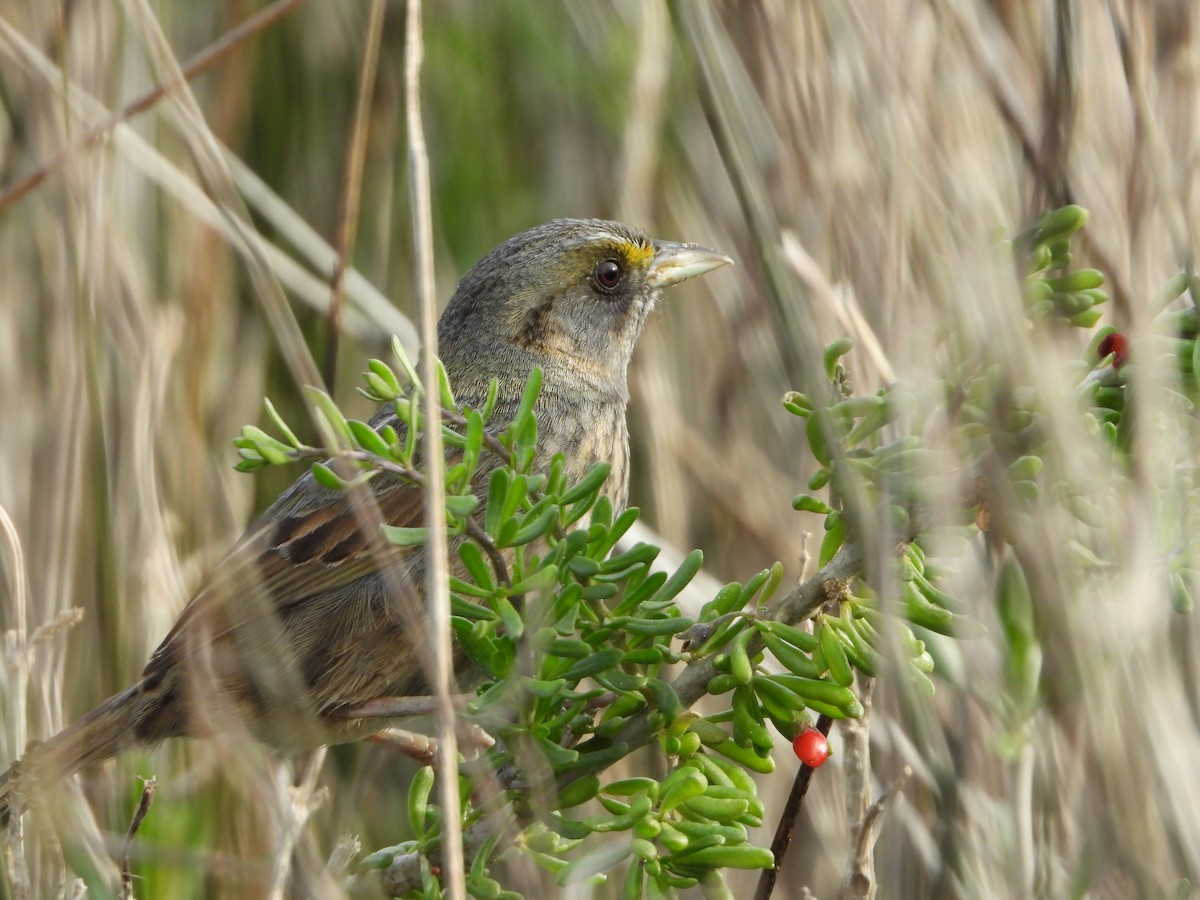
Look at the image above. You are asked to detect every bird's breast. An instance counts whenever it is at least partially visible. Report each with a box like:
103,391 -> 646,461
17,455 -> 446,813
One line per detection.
537,398 -> 630,511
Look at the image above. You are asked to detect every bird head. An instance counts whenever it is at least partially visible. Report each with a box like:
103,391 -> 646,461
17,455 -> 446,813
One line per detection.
437,219 -> 732,398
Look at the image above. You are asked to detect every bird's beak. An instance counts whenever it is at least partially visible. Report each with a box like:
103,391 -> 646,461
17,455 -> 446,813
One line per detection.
646,240 -> 734,288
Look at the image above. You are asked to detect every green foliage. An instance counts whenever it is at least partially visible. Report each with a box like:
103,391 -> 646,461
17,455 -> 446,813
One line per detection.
229,280 -> 974,895
240,333 -> 949,894
232,207 -> 1200,897
1015,204 -> 1108,326
778,205 -> 1200,727
781,336 -> 985,691
239,341 -> 787,896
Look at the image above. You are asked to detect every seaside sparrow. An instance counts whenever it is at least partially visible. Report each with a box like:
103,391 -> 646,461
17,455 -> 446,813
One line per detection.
0,218 -> 732,820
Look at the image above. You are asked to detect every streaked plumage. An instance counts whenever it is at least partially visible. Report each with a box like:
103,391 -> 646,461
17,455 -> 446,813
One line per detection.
0,218 -> 731,820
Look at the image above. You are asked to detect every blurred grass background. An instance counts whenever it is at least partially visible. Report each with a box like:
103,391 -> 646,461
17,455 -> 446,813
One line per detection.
1,0 -> 1198,897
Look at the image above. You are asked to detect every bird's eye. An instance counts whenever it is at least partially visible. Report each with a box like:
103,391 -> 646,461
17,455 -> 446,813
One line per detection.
593,258 -> 624,291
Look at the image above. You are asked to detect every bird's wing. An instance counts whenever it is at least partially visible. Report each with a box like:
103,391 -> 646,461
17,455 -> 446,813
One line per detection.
141,474 -> 425,683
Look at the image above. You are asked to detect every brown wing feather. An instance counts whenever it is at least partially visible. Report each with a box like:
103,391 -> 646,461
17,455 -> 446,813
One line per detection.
142,478 -> 426,685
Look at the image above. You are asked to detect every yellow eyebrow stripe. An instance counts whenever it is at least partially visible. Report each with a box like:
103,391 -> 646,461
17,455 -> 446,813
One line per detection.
614,239 -> 654,267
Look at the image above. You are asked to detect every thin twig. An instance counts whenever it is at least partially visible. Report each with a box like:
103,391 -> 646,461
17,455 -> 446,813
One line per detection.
24,607 -> 85,652
367,729 -> 438,766
1105,3 -> 1194,288
367,722 -> 495,766
615,0 -> 668,225
440,407 -> 516,469
325,0 -> 387,390
324,832 -> 362,885
267,751 -> 329,900
0,501 -> 30,758
938,0 -> 1131,319
0,0 -> 309,214
841,766 -> 911,900
119,777 -> 157,900
753,715 -> 833,900
332,694 -> 473,720
2,501 -> 63,900
404,1 -> 466,897
838,680 -> 874,900
119,0 -> 322,395
0,21 -> 403,339
670,0 -> 818,383
462,519 -> 511,587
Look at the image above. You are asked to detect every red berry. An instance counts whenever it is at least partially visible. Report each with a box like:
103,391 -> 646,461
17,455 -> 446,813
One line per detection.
792,728 -> 830,767
1097,332 -> 1128,368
